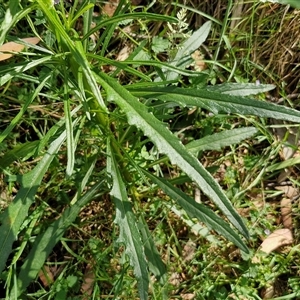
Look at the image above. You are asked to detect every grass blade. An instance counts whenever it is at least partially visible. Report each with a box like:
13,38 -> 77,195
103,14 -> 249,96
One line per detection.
82,13 -> 178,41
97,72 -> 249,239
0,1 -> 34,45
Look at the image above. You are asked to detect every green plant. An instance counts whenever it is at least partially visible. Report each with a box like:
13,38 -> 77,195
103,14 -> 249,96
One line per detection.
0,0 -> 300,299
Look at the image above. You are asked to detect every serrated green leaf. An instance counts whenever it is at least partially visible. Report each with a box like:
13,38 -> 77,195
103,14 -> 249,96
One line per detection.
152,36 -> 170,54
186,127 -> 258,156
97,72 -> 248,239
108,143 -> 149,300
142,170 -> 248,253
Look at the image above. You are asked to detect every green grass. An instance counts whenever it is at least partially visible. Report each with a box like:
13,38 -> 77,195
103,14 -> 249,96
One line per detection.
0,0 -> 299,299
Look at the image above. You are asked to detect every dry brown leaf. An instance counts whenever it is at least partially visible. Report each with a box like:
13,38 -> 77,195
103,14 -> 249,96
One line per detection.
252,199 -> 265,210
180,293 -> 196,300
116,45 -> 131,61
281,198 -> 293,229
81,264 -> 95,299
261,285 -> 275,299
228,294 -> 249,300
260,228 -> 293,254
169,272 -> 182,287
275,185 -> 298,199
182,240 -> 196,262
277,168 -> 292,183
38,265 -> 54,287
236,207 -> 250,217
103,0 -> 119,17
191,50 -> 206,71
0,37 -> 40,61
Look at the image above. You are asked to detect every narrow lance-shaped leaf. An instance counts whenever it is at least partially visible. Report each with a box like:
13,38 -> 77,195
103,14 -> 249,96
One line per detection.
137,215 -> 167,284
0,0 -> 21,45
129,86 -> 300,123
63,93 -> 75,177
97,72 -> 249,239
0,37 -> 40,61
164,21 -> 211,81
206,82 -> 276,96
0,128 -> 67,274
0,56 -> 53,86
107,142 -> 149,300
186,127 -> 258,157
142,169 -> 249,253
